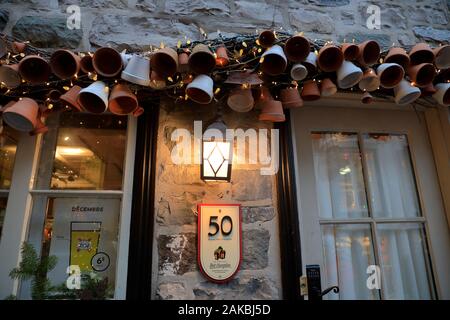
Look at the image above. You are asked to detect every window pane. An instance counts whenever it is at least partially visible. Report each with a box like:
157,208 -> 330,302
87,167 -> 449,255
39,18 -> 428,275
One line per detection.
35,112 -> 127,190
321,224 -> 379,300
376,223 -> 434,299
38,197 -> 121,299
363,134 -> 421,218
0,125 -> 18,189
312,132 -> 369,218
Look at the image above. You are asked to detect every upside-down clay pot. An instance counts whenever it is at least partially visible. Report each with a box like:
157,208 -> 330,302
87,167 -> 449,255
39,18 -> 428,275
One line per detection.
2,98 -> 39,132
18,55 -> 51,84
0,64 -> 21,88
254,86 -> 272,109
80,54 -> 95,73
394,79 -> 421,105
60,85 -> 83,112
108,83 -> 139,115
361,92 -> 373,104
280,87 -> 303,108
284,35 -> 310,62
189,44 -> 216,74
337,61 -> 363,89
12,42 -> 26,54
92,47 -> 123,77
301,80 -> 321,101
303,52 -> 318,76
409,43 -> 434,65
320,78 -> 337,97
151,47 -> 179,78
433,45 -> 450,69
290,63 -> 308,81
259,99 -> 285,122
121,55 -> 151,86
120,50 -> 133,68
186,74 -> 214,104
178,52 -> 189,72
408,63 -> 436,87
433,83 -> 450,106
358,68 -> 380,92
341,43 -> 360,61
48,89 -> 62,103
227,87 -> 254,112
421,83 -> 437,96
261,45 -> 287,76
50,49 -> 81,79
377,63 -> 405,88
258,30 -> 276,48
357,40 -> 381,66
317,44 -> 344,72
384,47 -> 410,70
215,46 -> 229,67
77,81 -> 109,114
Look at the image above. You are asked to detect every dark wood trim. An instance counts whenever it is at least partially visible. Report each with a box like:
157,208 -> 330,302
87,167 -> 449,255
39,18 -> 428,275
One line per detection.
126,102 -> 160,300
275,109 -> 303,300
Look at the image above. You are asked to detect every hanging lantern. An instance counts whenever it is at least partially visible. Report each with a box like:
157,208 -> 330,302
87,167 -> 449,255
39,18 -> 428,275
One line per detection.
408,63 -> 436,87
201,118 -> 233,181
92,47 -> 123,77
358,68 -> 380,92
188,44 -> 216,74
384,47 -> 410,70
77,81 -> 109,114
0,64 -> 21,88
60,85 -> 83,112
301,80 -> 321,101
284,35 -> 310,62
433,45 -> 450,69
433,83 -> 450,106
121,55 -> 151,86
227,86 -> 254,112
361,92 -> 373,104
290,63 -> 308,81
320,78 -> 337,97
377,63 -> 405,88
258,30 -> 276,48
186,74 -> 214,104
357,40 -> 380,66
394,80 -> 421,105
280,87 -> 303,108
341,43 -> 360,61
303,51 -> 318,76
215,46 -> 229,67
50,49 -> 81,80
261,45 -> 287,76
409,43 -> 434,65
2,98 -> 39,132
108,83 -> 139,115
317,44 -> 344,72
337,61 -> 363,89
151,47 -> 179,78
18,55 -> 51,84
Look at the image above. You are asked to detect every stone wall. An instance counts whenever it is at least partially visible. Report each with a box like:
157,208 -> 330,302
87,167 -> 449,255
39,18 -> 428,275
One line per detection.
153,98 -> 281,299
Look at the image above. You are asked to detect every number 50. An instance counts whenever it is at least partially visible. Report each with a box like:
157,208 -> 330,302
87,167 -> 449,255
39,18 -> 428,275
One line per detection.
208,215 -> 233,237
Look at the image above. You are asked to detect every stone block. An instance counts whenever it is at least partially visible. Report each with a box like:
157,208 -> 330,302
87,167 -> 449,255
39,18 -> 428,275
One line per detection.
158,233 -> 197,275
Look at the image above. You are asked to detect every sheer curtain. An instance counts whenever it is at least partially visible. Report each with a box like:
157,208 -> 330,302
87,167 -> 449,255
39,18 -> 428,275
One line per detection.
311,133 -> 433,300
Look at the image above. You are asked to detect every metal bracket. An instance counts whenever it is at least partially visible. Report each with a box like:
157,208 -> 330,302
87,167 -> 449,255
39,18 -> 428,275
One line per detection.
299,275 -> 308,296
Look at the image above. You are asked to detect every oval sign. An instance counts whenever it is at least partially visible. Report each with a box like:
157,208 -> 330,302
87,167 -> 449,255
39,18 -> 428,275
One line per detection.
198,204 -> 242,283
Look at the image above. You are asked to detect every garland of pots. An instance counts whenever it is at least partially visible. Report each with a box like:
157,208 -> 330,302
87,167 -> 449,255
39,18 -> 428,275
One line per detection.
0,30 -> 449,136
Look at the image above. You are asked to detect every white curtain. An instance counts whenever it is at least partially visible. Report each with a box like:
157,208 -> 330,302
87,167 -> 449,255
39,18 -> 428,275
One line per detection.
312,133 -> 433,300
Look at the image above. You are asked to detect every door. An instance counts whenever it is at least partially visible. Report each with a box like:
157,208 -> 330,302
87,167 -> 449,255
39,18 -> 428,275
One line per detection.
291,106 -> 450,300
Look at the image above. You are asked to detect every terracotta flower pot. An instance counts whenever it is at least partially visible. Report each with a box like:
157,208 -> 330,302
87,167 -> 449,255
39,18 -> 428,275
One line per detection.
151,47 -> 179,78
48,89 -> 62,103
149,71 -> 166,89
121,55 -> 151,86
0,64 -> 21,88
178,52 -> 189,73
320,78 -> 337,97
358,68 -> 380,92
409,43 -> 434,65
280,87 -> 303,108
433,83 -> 450,106
341,43 -> 360,61
18,55 -> 51,84
227,87 -> 254,112
408,63 -> 436,87
259,99 -> 285,122
261,45 -> 287,76
258,30 -> 276,48
224,70 -> 263,85
50,49 -> 81,80
120,50 -> 132,68
301,80 -> 320,101
80,54 -> 94,73
384,47 -> 410,70
92,47 -> 123,77
394,79 -> 421,105
317,44 -> 344,72
60,85 -> 83,112
290,63 -> 308,81
2,98 -> 39,132
215,46 -> 229,67
77,81 -> 109,114
433,45 -> 450,70
186,74 -> 214,104
361,92 -> 373,104
188,44 -> 216,74
108,83 -> 139,115
303,52 -> 318,76
254,86 -> 272,109
421,83 -> 437,96
12,42 -> 26,54
284,35 -> 310,62
377,63 -> 405,89
357,40 -> 380,66
337,61 -> 363,89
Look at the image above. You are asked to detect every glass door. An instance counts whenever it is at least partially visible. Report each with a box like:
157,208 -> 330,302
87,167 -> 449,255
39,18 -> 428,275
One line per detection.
291,106 -> 450,300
